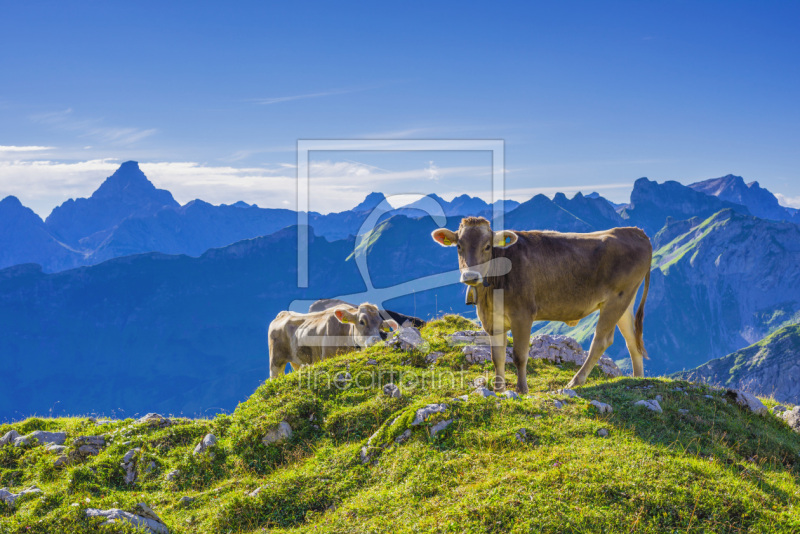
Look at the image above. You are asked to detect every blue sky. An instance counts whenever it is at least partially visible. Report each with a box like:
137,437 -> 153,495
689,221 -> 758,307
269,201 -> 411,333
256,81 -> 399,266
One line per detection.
1,1 -> 799,215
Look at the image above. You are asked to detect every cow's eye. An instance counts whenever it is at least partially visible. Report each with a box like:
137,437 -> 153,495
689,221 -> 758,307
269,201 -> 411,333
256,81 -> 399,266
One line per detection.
360,320 -> 366,326
456,244 -> 462,250
484,244 -> 492,251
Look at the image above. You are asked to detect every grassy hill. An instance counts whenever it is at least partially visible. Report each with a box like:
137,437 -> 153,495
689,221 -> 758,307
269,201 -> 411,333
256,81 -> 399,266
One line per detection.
2,316 -> 800,533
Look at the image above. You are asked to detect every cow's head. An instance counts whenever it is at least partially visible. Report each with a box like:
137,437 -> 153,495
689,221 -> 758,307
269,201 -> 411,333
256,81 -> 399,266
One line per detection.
335,303 -> 399,347
431,216 -> 518,286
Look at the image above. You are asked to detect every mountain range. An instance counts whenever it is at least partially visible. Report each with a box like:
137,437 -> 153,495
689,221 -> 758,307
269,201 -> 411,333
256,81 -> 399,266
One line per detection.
1,162 -> 799,419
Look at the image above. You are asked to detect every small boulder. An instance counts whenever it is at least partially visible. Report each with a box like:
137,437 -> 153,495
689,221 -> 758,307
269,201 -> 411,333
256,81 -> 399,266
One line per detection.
121,448 -> 141,485
558,389 -> 581,399
782,406 -> 800,432
515,428 -> 528,443
165,469 -> 180,481
385,326 -> 427,351
366,358 -> 378,366
54,455 -> 69,468
430,419 -> 453,438
411,404 -> 449,426
382,383 -> 402,398
596,428 -> 609,438
46,444 -> 67,454
0,430 -> 20,447
425,351 -> 443,364
634,399 -> 663,413
500,391 -> 520,400
725,389 -> 767,415
178,496 -> 195,507
247,487 -> 262,498
85,507 -> 168,534
193,433 -> 217,455
14,430 -> 67,448
590,400 -> 613,414
0,486 -> 42,507
553,400 -> 564,409
394,429 -> 412,444
471,387 -> 496,398
135,413 -> 172,428
262,422 -> 293,445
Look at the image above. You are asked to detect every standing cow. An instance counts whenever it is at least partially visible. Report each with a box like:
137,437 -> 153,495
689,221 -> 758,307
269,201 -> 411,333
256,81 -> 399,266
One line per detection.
268,303 -> 398,377
432,216 -> 651,392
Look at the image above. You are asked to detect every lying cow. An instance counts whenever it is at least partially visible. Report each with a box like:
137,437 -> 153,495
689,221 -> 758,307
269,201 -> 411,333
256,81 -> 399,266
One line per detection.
268,303 -> 398,377
432,216 -> 651,392
308,298 -> 426,336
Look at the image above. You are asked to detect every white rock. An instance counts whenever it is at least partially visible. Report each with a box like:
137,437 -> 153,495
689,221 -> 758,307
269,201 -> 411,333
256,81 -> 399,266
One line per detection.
121,448 -> 141,485
247,487 -> 262,498
425,352 -> 443,364
726,389 -> 767,415
165,469 -> 180,481
135,413 -> 172,428
85,507 -> 168,534
178,496 -> 195,506
14,430 -> 67,448
382,383 -> 402,398
46,444 -> 67,453
394,429 -> 412,444
553,400 -> 564,409
782,406 -> 800,432
462,344 -> 513,365
385,326 -> 427,351
528,334 -> 621,377
558,389 -> 581,399
590,400 -> 613,414
0,430 -> 20,447
366,359 -> 378,366
596,428 -> 609,438
634,399 -> 663,413
500,391 -> 520,400
411,404 -> 449,425
193,434 -> 217,455
471,387 -> 496,398
0,486 -> 42,507
262,422 -> 293,445
430,419 -> 453,438
453,395 -> 469,402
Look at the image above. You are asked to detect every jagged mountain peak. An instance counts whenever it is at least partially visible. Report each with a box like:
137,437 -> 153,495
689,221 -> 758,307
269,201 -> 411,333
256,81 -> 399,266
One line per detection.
689,174 -> 789,221
352,192 -> 387,212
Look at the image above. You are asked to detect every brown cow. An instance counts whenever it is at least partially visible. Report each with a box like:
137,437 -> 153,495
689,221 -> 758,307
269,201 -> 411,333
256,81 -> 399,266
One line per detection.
432,216 -> 651,392
268,303 -> 398,377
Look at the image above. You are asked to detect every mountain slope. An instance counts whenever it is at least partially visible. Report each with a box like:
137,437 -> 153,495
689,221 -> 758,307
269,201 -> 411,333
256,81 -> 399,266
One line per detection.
690,174 -> 791,221
1,318 -> 799,533
0,196 -> 83,272
534,209 -> 800,375
675,324 -> 800,404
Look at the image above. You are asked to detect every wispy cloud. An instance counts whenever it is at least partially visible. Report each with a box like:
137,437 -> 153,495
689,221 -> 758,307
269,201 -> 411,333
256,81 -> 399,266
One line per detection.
0,145 -> 55,153
250,84 -> 381,105
30,108 -> 157,146
776,193 -> 800,210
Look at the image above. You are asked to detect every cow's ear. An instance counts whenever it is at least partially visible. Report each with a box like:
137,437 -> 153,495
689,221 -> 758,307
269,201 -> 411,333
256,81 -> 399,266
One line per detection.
381,319 -> 399,332
493,230 -> 518,248
334,308 -> 356,324
431,228 -> 457,247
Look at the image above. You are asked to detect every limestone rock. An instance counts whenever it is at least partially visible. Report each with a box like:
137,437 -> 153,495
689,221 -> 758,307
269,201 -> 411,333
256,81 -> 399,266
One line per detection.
382,383 -> 402,398
558,389 -> 581,399
472,387 -> 496,398
462,344 -> 513,365
515,428 -> 528,443
590,400 -> 613,414
193,434 -> 217,455
0,430 -> 20,447
178,496 -> 195,507
71,436 -> 105,459
529,334 -> 621,378
597,428 -> 609,438
136,413 -> 172,428
425,352 -> 443,364
553,400 -> 564,409
634,399 -> 663,413
262,422 -> 293,445
85,507 -> 169,534
411,404 -> 448,426
782,406 -> 800,432
14,430 -> 67,448
121,448 -> 141,485
430,419 -> 453,437
725,389 -> 768,415
165,469 -> 180,481
385,326 -> 427,351
394,429 -> 412,444
500,391 -> 520,400
0,486 -> 42,507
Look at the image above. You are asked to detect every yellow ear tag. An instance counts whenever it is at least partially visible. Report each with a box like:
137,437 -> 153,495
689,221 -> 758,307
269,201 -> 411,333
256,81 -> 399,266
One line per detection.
443,238 -> 451,246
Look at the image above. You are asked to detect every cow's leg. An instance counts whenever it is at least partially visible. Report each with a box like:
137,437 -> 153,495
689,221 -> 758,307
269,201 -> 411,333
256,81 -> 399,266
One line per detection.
617,301 -> 644,377
510,318 -> 532,394
566,303 -> 626,388
490,333 -> 508,392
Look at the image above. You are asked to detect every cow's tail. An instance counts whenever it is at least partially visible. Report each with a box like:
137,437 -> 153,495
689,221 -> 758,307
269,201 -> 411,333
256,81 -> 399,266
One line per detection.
634,270 -> 650,359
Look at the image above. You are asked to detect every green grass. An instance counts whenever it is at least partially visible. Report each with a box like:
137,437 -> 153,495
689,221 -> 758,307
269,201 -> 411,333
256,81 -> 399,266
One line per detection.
2,314 -> 800,533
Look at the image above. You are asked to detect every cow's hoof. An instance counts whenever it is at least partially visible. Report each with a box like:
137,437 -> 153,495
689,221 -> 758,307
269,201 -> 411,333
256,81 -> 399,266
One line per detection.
516,383 -> 529,395
566,376 -> 585,389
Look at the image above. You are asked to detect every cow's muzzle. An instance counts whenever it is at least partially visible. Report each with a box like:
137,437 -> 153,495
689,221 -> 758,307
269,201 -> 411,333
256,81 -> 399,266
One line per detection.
460,270 -> 483,286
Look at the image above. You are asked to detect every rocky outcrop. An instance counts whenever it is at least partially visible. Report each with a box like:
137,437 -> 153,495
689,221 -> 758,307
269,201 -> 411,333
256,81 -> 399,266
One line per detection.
262,422 -> 293,445
85,503 -> 169,534
385,326 -> 427,352
13,430 -> 67,448
0,486 -> 42,507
